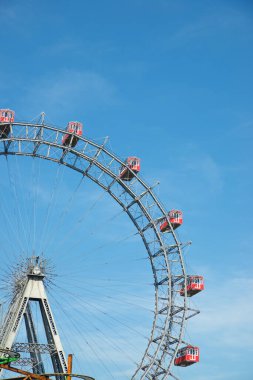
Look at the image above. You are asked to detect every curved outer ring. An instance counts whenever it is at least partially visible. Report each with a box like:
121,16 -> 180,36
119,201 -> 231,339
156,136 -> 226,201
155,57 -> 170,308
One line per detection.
0,122 -> 189,380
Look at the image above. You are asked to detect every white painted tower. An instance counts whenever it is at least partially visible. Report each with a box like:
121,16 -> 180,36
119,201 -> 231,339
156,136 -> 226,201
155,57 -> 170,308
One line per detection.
0,257 -> 67,379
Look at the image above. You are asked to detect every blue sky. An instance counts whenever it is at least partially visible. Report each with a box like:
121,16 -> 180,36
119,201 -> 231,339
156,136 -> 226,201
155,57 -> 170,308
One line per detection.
0,0 -> 253,379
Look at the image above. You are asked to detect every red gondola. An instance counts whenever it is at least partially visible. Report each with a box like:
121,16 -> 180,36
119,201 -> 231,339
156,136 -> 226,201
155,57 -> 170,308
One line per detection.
174,345 -> 199,367
62,121 -> 83,147
119,157 -> 140,181
180,275 -> 204,297
160,210 -> 183,233
0,109 -> 15,138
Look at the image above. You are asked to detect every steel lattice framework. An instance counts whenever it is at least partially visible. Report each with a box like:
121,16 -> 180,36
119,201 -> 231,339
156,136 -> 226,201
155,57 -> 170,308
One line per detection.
0,121 -> 198,380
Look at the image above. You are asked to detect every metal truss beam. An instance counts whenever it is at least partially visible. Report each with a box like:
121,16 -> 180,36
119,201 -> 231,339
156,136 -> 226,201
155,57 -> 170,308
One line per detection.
13,343 -> 56,354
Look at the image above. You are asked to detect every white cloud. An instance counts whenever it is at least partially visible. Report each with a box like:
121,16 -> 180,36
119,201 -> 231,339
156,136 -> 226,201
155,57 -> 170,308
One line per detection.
186,154 -> 223,193
166,6 -> 252,49
21,69 -> 119,117
189,276 -> 253,349
153,148 -> 224,210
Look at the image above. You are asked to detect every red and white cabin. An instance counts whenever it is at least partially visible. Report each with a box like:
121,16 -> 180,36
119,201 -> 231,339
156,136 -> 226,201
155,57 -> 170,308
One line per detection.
174,345 -> 199,367
119,157 -> 140,181
0,109 -> 15,138
160,210 -> 183,233
0,109 -> 15,123
180,275 -> 204,297
62,121 -> 83,147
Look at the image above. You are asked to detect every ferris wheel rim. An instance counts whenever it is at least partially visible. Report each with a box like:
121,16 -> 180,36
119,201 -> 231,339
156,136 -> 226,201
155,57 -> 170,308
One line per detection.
0,121 -> 188,380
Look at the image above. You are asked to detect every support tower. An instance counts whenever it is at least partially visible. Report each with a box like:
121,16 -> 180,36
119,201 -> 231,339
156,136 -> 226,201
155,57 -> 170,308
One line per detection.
0,257 -> 67,379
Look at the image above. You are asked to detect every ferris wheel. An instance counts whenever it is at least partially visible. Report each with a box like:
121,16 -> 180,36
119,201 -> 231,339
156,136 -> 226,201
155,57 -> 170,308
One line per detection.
0,109 -> 204,380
